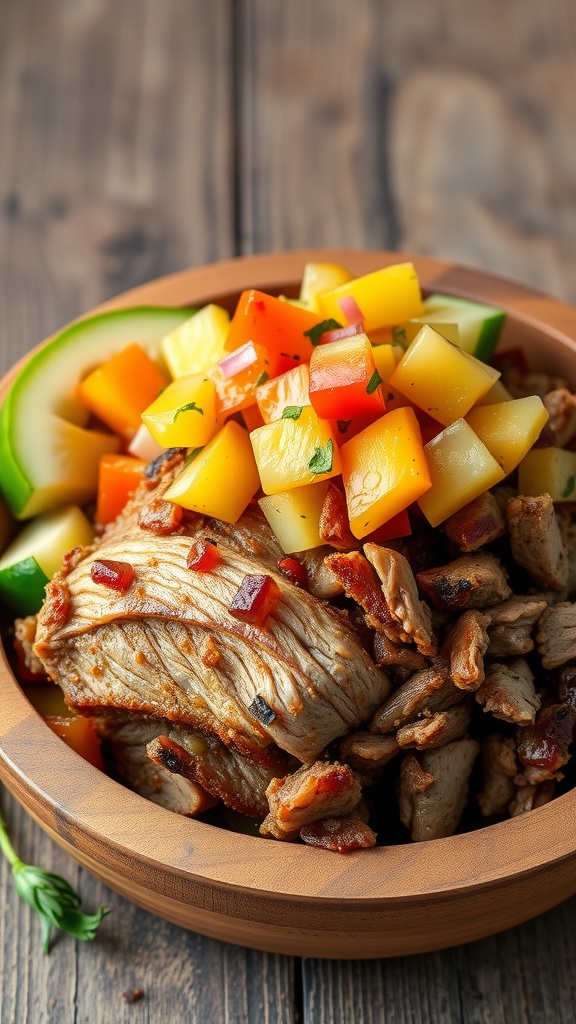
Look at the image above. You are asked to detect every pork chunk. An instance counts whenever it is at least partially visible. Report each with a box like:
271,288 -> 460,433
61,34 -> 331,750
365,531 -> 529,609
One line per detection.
339,730 -> 400,771
477,734 -> 517,817
260,762 -> 362,841
536,602 -> 576,668
396,703 -> 472,750
398,739 -> 479,841
543,387 -> 576,447
370,661 -> 464,733
475,659 -> 541,725
416,554 -> 511,612
506,494 -> 568,592
300,816 -> 377,853
441,492 -> 506,552
443,610 -> 491,691
363,543 -> 436,657
486,596 -> 547,657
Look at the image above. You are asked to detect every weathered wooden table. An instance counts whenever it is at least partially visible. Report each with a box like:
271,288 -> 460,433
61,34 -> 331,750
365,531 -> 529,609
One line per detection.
1,2 -> 576,1020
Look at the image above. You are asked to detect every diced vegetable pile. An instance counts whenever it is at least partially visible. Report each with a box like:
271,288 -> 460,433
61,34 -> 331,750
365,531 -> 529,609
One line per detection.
0,259 -> 555,618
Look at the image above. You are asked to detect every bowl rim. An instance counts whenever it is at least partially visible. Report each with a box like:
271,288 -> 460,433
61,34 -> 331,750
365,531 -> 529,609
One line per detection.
2,247 -> 576,909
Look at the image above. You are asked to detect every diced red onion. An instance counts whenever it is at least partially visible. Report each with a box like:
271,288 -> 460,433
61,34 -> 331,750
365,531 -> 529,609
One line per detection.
218,342 -> 258,379
91,559 -> 135,591
337,295 -> 364,325
228,574 -> 281,625
320,323 -> 364,345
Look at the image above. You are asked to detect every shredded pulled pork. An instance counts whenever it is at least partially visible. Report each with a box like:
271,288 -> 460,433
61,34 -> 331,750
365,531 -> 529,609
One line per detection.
260,761 -> 362,841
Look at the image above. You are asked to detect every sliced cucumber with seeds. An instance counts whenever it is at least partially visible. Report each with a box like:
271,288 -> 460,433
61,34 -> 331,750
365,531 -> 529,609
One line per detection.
0,306 -> 193,519
401,293 -> 506,362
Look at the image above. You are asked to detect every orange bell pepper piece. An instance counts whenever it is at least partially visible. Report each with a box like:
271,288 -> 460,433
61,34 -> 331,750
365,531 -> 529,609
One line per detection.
95,453 -> 146,525
77,343 -> 168,442
209,342 -> 281,417
224,290 -> 331,374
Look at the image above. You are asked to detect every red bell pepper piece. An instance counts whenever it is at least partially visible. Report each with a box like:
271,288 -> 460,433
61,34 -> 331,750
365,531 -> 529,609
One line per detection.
308,332 -> 386,421
224,290 -> 329,375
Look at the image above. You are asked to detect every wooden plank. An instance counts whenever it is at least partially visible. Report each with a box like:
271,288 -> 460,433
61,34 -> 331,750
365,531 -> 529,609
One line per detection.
302,897 -> 576,1024
0,2 -> 295,1021
239,0 -> 576,301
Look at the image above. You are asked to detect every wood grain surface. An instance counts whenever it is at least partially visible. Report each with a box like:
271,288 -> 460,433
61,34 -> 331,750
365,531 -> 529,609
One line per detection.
1,0 -> 576,1021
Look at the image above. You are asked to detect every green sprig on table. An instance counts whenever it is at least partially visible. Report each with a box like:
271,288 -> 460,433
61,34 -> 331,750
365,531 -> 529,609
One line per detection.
0,810 -> 108,953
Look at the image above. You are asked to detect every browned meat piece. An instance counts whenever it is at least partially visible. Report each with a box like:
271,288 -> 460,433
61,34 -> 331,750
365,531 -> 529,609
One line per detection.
318,482 -> 360,551
556,508 -> 576,595
543,388 -> 576,447
295,547 -> 345,600
14,615 -> 45,676
486,596 -> 547,657
509,780 -> 556,816
506,494 -> 568,592
554,662 -> 576,707
475,659 -> 540,725
396,703 -> 472,750
370,661 -> 464,733
536,602 -> 576,668
372,632 -> 428,672
324,550 -> 406,644
477,734 -> 517,817
34,466 -> 391,764
441,492 -> 506,552
503,368 -> 567,400
443,610 -> 491,691
147,726 -> 294,818
95,714 -> 216,816
339,730 -> 400,771
363,543 -> 436,657
416,554 -> 511,612
398,739 -> 479,841
300,816 -> 377,853
516,704 -> 576,784
260,762 -> 362,841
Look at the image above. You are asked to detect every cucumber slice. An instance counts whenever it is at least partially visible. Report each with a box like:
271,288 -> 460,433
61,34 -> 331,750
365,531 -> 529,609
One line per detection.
0,505 -> 94,615
417,294 -> 506,362
0,306 -> 193,519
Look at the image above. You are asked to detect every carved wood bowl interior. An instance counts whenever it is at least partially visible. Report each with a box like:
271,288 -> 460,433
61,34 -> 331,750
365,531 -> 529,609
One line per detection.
1,250 -> 576,960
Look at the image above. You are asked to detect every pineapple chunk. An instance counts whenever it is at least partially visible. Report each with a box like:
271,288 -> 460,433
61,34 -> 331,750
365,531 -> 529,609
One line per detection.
518,447 -> 576,501
389,325 -> 500,427
417,419 -> 505,527
162,305 -> 230,379
466,396 -> 549,476
259,481 -> 330,553
340,407 -> 431,539
473,378 -> 513,406
141,375 -> 218,449
318,263 -> 423,332
250,406 -> 341,495
299,262 -> 353,313
164,422 -> 259,522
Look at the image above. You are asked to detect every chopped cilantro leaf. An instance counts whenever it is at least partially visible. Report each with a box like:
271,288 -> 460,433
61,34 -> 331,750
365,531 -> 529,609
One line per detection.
308,439 -> 334,475
255,371 -> 269,387
304,318 -> 342,346
185,446 -> 204,465
282,405 -> 303,420
366,369 -> 383,394
173,402 -> 203,422
563,475 -> 576,498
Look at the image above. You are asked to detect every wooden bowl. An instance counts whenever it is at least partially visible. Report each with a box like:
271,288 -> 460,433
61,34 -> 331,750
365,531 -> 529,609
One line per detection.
1,250 -> 576,959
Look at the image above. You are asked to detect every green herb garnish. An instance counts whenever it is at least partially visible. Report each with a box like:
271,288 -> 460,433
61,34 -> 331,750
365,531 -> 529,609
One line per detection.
173,402 -> 204,422
255,371 -> 269,387
0,811 -> 108,953
563,475 -> 576,498
281,406 -> 304,420
308,439 -> 334,475
366,369 -> 383,394
392,326 -> 407,346
304,319 -> 342,346
185,446 -> 204,465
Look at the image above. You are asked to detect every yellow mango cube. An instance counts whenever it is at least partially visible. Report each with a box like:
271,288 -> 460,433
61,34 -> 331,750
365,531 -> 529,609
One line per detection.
161,304 -> 230,379
417,419 -> 505,527
259,481 -> 330,553
250,406 -> 341,495
340,407 -> 431,539
393,320 -> 460,348
389,325 -> 500,427
473,378 -> 513,406
318,263 -> 423,332
299,262 -> 354,313
466,396 -> 549,476
163,421 -> 260,522
141,375 -> 218,449
517,447 -> 576,501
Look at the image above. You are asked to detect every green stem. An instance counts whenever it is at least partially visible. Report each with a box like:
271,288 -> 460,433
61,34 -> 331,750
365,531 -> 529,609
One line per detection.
0,812 -> 23,870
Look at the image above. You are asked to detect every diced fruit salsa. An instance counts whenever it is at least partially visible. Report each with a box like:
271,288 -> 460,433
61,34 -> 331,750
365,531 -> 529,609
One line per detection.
1,258 -> 574,846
